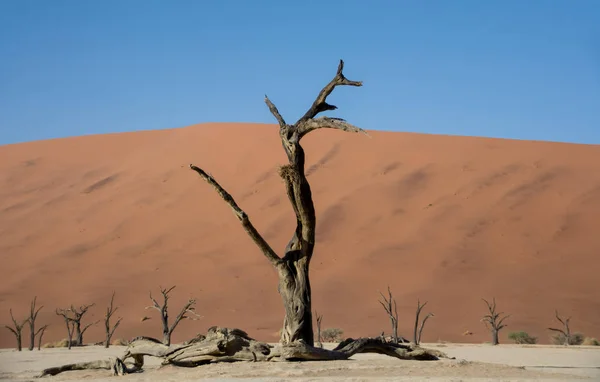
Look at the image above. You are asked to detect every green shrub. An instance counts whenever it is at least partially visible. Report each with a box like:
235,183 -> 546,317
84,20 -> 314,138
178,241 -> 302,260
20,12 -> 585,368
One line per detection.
582,337 -> 600,346
508,331 -> 538,344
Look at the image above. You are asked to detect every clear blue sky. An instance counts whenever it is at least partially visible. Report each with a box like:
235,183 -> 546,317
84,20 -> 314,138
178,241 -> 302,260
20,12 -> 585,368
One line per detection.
1,0 -> 598,145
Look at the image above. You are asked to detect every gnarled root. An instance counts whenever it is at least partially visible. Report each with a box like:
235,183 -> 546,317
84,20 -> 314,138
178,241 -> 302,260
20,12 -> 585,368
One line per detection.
39,327 -> 448,377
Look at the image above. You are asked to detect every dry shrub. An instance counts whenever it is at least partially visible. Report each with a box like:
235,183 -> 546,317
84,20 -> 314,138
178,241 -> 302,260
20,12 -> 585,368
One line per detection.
508,331 -> 538,344
321,328 -> 344,342
551,332 -> 584,345
111,338 -> 129,346
582,337 -> 600,346
42,339 -> 71,348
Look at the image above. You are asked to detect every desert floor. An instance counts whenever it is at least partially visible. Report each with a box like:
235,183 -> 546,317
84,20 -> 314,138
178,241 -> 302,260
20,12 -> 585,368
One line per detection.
0,343 -> 598,381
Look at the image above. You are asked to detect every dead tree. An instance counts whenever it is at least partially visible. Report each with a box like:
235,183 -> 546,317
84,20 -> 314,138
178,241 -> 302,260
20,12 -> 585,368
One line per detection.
481,298 -> 509,345
69,303 -> 98,346
56,308 -> 75,349
41,61 -> 449,376
36,324 -> 49,350
413,299 -> 434,346
4,309 -> 28,351
379,286 -> 399,343
548,310 -> 571,346
145,285 -> 200,345
315,311 -> 323,348
27,296 -> 43,351
104,292 -> 123,348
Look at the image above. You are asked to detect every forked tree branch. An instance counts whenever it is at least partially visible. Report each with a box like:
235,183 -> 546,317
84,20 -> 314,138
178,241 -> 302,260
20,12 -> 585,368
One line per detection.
548,309 -> 571,345
169,299 -> 200,333
189,164 -> 282,267
264,95 -> 286,127
298,59 -> 363,122
297,117 -> 370,139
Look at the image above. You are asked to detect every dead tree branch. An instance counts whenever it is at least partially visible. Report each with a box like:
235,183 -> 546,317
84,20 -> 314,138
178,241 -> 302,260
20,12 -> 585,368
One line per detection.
26,296 -> 44,351
481,298 -> 510,345
145,285 -> 200,346
36,324 -> 49,350
189,165 -> 282,268
4,309 -> 28,351
413,299 -> 434,345
40,327 -> 452,377
104,291 -> 123,348
379,286 -> 399,344
315,311 -> 323,348
548,310 -> 572,346
298,59 -> 363,122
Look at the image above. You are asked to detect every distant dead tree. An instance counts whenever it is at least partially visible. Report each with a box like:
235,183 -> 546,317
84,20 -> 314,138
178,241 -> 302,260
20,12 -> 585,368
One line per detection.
69,303 -> 98,346
548,310 -> 572,346
145,285 -> 200,345
481,298 -> 510,345
104,292 -> 123,348
56,303 -> 97,348
5,309 -> 28,351
55,308 -> 75,349
314,311 -> 323,348
379,286 -> 399,344
27,296 -> 43,351
413,299 -> 434,346
36,324 -> 49,350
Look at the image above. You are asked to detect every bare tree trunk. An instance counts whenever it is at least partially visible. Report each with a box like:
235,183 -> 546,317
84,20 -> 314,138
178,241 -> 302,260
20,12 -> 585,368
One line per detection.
278,259 -> 314,345
104,292 -> 122,348
379,286 -> 399,344
27,296 -> 43,351
36,325 -> 49,350
4,309 -> 27,351
315,311 -> 323,348
491,329 -> 499,346
413,300 -> 434,346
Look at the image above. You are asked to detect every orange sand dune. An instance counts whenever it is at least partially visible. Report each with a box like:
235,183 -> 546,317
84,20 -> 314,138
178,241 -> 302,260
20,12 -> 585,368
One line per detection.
1,123 -> 599,348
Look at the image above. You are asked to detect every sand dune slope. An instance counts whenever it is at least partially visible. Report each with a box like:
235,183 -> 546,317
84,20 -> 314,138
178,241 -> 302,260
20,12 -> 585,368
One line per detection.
0,123 -> 599,347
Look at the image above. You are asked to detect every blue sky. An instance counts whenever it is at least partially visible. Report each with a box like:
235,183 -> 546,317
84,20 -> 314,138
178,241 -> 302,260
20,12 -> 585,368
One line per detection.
0,0 -> 598,145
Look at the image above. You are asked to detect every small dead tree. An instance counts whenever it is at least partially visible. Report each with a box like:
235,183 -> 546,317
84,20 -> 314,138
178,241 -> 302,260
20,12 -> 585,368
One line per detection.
481,298 -> 510,345
56,308 -> 75,349
4,309 -> 28,351
413,299 -> 434,346
27,296 -> 43,351
104,292 -> 123,348
36,324 -> 49,350
68,303 -> 97,346
379,286 -> 399,344
146,285 -> 200,345
548,310 -> 572,346
314,311 -> 323,348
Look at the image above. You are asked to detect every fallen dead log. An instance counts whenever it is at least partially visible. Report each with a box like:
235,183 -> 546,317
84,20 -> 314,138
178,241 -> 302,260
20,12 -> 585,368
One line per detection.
39,326 -> 449,377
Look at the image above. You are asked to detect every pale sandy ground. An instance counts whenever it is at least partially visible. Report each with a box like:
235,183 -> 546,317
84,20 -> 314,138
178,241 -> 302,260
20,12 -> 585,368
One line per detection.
0,343 -> 598,382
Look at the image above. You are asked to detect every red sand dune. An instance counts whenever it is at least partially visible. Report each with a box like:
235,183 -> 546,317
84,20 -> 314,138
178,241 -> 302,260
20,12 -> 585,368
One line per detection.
1,122 -> 599,348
